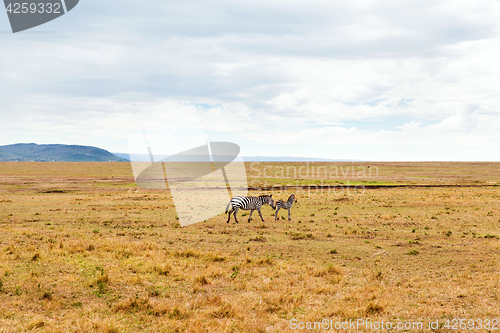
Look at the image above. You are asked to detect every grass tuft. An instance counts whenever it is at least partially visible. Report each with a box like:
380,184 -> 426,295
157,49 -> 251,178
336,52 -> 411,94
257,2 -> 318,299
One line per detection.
41,291 -> 52,301
194,275 -> 210,286
290,232 -> 314,240
210,303 -> 237,319
27,321 -> 45,330
153,264 -> 171,276
114,297 -> 151,313
365,302 -> 384,314
249,235 -> 267,242
174,249 -> 201,258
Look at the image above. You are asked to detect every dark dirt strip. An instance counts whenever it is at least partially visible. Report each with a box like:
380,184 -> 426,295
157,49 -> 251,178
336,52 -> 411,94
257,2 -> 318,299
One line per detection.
251,184 -> 500,191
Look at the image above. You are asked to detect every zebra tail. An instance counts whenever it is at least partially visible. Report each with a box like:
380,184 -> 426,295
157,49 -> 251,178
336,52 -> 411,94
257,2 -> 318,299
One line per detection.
225,201 -> 231,214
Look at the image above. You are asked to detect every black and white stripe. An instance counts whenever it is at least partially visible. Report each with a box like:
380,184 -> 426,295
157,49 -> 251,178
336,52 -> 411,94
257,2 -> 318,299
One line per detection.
275,194 -> 297,221
225,195 -> 274,223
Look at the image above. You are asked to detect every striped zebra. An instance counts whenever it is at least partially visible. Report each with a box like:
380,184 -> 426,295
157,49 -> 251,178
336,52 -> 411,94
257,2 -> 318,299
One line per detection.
225,195 -> 275,223
275,194 -> 297,221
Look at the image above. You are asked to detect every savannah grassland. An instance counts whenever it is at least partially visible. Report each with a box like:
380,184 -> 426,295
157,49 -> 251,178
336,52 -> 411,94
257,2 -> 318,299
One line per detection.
0,162 -> 500,332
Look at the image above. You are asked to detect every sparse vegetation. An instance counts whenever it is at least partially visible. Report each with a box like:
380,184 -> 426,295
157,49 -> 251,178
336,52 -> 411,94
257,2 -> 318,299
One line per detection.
249,235 -> 267,242
484,234 -> 498,239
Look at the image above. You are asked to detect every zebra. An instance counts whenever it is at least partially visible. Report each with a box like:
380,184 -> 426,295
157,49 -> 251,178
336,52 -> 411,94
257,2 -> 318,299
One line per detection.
225,194 -> 275,223
275,194 -> 297,221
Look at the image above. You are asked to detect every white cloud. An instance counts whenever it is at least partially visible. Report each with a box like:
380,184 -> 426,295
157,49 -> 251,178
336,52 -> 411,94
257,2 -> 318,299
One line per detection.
1,0 -> 500,159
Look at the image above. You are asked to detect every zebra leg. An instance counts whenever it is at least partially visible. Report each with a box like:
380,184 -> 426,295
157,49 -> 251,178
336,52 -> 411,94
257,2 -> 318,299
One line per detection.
227,208 -> 233,223
288,208 -> 291,221
275,207 -> 281,220
233,207 -> 240,223
248,209 -> 254,223
257,208 -> 265,222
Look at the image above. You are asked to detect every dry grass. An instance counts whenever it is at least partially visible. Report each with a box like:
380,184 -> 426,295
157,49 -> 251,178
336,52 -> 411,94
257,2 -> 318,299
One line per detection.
0,162 -> 500,332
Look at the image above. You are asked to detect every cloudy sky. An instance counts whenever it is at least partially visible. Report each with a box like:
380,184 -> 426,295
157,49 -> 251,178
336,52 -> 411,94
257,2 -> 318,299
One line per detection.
1,0 -> 500,160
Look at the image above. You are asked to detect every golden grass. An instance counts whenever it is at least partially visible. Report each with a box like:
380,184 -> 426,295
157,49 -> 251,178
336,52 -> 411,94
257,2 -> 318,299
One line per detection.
0,162 -> 499,332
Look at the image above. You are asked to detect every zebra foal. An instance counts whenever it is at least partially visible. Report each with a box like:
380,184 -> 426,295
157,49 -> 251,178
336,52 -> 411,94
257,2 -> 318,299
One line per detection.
225,195 -> 275,223
275,194 -> 297,221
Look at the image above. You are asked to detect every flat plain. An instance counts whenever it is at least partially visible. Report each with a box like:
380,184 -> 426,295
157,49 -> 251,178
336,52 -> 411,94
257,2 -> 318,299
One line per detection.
0,162 -> 500,332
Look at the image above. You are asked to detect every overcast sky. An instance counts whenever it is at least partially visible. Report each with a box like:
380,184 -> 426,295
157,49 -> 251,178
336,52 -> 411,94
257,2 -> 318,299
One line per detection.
1,0 -> 500,160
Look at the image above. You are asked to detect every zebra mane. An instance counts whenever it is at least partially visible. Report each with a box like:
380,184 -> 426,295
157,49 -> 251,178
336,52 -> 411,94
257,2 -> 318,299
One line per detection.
258,194 -> 272,197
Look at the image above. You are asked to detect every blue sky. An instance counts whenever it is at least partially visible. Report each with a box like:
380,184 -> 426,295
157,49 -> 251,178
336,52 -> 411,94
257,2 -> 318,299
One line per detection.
1,0 -> 500,160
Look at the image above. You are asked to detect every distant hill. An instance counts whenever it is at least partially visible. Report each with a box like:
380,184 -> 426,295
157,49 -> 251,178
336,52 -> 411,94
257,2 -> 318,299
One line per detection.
0,143 -> 128,162
242,156 -> 357,162
117,153 -> 358,162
